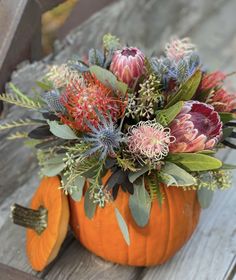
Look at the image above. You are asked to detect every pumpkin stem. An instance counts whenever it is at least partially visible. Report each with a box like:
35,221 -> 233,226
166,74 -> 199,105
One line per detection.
11,203 -> 48,235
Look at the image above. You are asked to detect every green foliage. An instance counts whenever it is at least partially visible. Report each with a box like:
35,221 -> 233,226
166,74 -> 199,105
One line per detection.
35,80 -> 54,91
167,153 -> 222,171
7,132 -> 28,140
166,69 -> 202,108
103,33 -> 121,51
0,119 -> 38,131
90,65 -> 127,95
196,169 -> 232,191
128,165 -> 150,183
146,172 -> 164,206
197,188 -> 214,209
219,112 -> 236,124
156,101 -> 184,125
129,176 -> 151,227
67,175 -> 85,201
41,154 -> 66,177
116,156 -> 137,172
0,83 -> 42,110
114,207 -> 130,245
160,162 -> 197,187
47,120 -> 79,140
84,187 -> 97,219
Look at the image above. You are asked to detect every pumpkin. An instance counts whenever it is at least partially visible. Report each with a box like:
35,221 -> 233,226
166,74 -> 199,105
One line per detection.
11,176 -> 69,271
69,172 -> 201,266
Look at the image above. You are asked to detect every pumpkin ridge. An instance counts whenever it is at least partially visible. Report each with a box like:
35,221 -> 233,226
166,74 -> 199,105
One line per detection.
159,185 -> 170,263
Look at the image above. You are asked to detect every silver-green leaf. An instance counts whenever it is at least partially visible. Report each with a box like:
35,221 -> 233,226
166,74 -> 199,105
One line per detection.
47,120 -> 79,140
128,165 -> 150,183
129,176 -> 151,227
84,188 -> 97,219
114,207 -> 130,246
70,176 -> 86,201
197,188 -> 214,209
161,162 -> 197,186
41,155 -> 65,176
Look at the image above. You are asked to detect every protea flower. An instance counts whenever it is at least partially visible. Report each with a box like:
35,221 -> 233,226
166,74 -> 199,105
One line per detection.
206,89 -> 236,113
165,37 -> 197,62
199,71 -> 236,113
199,71 -> 225,90
60,74 -> 124,132
110,47 -> 145,87
127,121 -> 175,162
169,101 -> 222,153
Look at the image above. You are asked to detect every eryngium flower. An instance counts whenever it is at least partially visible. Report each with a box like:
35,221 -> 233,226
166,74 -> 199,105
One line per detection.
42,89 -> 66,113
165,37 -> 197,62
60,74 -> 123,132
83,112 -> 123,160
127,121 -> 175,162
199,71 -> 236,113
110,47 -> 145,87
169,101 -> 222,153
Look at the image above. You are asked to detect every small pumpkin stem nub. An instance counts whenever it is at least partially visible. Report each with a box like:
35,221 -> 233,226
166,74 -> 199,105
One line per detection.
11,203 -> 48,235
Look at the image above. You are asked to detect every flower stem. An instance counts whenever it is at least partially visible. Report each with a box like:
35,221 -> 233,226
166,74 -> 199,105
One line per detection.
11,203 -> 48,235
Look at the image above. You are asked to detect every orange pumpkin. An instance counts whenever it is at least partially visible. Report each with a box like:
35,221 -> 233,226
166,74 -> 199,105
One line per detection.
69,173 -> 201,266
12,176 -> 69,271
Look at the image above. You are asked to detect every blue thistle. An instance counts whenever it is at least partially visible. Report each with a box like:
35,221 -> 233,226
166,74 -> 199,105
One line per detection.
83,110 -> 124,160
151,52 -> 200,87
42,89 -> 66,113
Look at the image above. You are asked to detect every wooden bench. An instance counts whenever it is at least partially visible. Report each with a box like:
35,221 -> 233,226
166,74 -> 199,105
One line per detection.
0,0 -> 235,279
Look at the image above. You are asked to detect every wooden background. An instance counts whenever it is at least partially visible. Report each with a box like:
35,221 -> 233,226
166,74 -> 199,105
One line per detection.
0,0 -> 235,279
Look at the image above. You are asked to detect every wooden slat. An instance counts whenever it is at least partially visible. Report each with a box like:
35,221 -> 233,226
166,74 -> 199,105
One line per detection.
38,0 -> 66,13
0,263 -> 39,280
0,0 -> 42,93
0,0 -> 235,279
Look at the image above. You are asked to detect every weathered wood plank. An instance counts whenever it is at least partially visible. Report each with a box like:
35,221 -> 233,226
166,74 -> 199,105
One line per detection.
0,263 -> 39,280
44,238 -> 142,280
0,0 -> 235,279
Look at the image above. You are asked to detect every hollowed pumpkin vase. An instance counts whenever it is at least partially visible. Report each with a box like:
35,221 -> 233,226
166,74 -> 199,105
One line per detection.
70,175 -> 201,266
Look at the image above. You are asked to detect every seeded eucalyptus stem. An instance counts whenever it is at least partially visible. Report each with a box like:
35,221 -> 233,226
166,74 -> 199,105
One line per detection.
11,203 -> 48,235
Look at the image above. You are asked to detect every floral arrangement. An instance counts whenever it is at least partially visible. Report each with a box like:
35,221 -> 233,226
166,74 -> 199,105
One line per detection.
1,34 -> 236,245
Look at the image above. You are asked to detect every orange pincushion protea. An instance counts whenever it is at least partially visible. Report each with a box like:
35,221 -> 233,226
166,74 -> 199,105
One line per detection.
60,74 -> 125,132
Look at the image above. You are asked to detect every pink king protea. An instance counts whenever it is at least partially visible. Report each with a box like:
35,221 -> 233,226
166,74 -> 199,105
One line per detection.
169,101 -> 222,153
110,47 -> 145,87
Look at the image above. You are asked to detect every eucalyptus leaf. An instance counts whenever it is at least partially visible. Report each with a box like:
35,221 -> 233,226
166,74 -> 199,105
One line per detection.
42,162 -> 65,177
47,120 -> 79,140
128,165 -> 150,183
167,153 -> 222,171
197,188 -> 214,209
41,154 -> 65,177
84,188 -> 97,219
129,176 -> 151,227
166,69 -> 202,108
90,65 -> 127,95
70,176 -> 86,201
161,162 -> 197,186
114,208 -> 130,245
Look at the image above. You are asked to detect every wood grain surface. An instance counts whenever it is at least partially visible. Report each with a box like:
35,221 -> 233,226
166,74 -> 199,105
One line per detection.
0,0 -> 235,279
